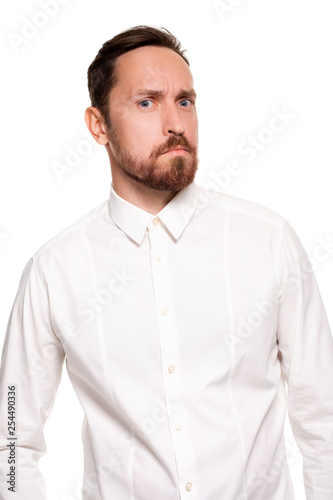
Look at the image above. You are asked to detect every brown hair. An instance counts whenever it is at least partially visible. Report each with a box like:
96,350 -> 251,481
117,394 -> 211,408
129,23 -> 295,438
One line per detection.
87,25 -> 190,127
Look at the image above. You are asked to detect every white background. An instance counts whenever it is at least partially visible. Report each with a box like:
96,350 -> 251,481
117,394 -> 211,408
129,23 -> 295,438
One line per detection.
1,1 -> 332,498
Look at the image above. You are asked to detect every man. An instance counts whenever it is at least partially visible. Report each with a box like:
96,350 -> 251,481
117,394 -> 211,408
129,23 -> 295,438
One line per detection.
0,25 -> 332,500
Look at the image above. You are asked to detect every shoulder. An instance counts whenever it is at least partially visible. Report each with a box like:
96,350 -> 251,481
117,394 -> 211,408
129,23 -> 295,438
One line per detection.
194,183 -> 287,231
31,200 -> 109,265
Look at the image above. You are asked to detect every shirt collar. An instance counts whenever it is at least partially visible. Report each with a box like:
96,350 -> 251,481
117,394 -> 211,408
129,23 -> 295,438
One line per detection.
108,181 -> 201,245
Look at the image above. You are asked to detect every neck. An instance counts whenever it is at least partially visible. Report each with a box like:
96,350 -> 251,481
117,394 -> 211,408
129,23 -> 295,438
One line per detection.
111,174 -> 180,215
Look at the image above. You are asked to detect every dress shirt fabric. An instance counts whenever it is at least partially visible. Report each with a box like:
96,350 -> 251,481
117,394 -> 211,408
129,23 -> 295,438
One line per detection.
1,181 -> 333,500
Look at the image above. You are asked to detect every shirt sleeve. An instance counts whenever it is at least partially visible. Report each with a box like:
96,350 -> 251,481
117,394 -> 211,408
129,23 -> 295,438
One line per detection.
0,257 -> 65,499
276,221 -> 333,500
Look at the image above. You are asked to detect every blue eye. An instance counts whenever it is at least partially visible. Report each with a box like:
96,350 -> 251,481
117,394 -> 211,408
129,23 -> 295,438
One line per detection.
139,100 -> 153,108
179,99 -> 193,108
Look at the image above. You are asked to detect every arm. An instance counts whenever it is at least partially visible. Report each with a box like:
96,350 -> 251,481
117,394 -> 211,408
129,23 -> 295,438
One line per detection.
0,257 -> 65,499
277,221 -> 333,500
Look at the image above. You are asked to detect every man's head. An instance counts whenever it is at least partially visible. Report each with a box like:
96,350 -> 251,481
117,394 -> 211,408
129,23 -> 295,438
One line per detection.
85,26 -> 199,192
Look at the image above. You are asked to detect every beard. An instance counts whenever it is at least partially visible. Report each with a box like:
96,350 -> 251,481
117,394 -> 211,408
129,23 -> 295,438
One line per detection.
107,123 -> 199,192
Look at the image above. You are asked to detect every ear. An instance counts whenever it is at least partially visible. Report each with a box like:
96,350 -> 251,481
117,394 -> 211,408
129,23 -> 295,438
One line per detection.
84,106 -> 109,145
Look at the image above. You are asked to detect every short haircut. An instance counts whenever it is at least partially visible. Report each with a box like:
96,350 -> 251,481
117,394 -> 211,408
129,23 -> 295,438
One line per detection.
87,25 -> 190,127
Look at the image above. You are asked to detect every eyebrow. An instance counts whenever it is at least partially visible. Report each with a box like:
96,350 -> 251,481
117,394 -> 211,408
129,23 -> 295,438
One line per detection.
132,88 -> 197,100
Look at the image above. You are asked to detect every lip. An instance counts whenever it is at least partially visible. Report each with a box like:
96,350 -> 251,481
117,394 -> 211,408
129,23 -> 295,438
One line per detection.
162,147 -> 189,155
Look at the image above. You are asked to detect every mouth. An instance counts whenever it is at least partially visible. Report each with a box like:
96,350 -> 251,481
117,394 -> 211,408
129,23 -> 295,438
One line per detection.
162,147 -> 190,155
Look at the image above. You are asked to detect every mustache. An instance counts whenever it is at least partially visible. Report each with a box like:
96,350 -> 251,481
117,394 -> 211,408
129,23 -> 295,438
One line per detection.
152,135 -> 196,157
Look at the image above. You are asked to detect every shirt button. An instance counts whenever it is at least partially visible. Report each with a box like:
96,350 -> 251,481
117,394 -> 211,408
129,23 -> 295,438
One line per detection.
152,216 -> 160,226
156,253 -> 163,261
161,307 -> 169,315
185,482 -> 192,491
175,423 -> 183,431
168,365 -> 176,374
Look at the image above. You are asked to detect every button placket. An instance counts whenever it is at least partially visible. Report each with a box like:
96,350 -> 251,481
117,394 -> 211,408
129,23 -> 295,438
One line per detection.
148,224 -> 199,500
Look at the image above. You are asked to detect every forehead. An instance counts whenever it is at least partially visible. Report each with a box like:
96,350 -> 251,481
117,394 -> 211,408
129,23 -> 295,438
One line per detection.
113,45 -> 194,95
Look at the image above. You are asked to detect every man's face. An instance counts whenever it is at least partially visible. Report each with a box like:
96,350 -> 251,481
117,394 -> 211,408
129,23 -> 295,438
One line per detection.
105,45 -> 199,191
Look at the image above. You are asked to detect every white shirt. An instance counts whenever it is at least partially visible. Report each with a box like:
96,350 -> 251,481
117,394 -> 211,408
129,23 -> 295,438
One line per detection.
1,181 -> 333,500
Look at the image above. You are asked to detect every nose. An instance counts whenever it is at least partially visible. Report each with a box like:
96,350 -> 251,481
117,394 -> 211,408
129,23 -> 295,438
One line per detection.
162,104 -> 186,136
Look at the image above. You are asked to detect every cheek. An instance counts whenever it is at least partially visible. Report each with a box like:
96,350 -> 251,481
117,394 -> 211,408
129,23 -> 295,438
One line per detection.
119,123 -> 158,156
186,116 -> 199,146
124,115 -> 162,153
111,106 -> 155,149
